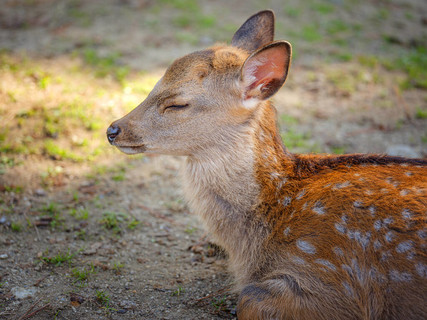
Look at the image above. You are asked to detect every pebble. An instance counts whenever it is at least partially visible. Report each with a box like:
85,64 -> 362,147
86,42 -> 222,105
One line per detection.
0,217 -> 7,224
0,254 -> 8,259
11,287 -> 37,299
34,189 -> 47,197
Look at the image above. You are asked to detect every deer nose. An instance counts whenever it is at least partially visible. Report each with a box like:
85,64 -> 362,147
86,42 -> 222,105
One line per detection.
107,125 -> 121,144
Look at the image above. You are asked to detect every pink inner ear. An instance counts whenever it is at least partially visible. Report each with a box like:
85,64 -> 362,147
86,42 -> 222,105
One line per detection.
244,46 -> 288,91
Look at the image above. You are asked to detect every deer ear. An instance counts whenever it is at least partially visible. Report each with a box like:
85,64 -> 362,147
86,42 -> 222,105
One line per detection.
231,10 -> 275,52
240,41 -> 292,108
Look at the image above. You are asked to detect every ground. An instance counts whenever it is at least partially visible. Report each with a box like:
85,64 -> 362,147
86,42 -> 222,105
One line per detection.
0,0 -> 426,319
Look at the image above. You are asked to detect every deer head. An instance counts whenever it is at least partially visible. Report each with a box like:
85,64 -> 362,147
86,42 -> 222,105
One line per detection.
107,10 -> 291,157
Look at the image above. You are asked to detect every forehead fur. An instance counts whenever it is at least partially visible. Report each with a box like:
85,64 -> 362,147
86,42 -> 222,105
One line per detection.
163,45 -> 248,82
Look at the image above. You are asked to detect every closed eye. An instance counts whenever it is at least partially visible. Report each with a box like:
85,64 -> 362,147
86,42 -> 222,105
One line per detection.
164,104 -> 189,111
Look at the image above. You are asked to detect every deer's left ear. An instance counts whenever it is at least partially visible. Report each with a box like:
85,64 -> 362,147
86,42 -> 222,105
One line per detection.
240,41 -> 292,108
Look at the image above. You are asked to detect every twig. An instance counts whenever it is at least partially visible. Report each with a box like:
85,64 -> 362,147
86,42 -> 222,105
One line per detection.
393,85 -> 412,122
33,274 -> 49,287
192,285 -> 231,304
23,211 -> 41,242
17,298 -> 41,320
18,303 -> 51,320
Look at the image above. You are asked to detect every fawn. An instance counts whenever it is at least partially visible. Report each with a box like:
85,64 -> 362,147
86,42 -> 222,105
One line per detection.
107,10 -> 427,320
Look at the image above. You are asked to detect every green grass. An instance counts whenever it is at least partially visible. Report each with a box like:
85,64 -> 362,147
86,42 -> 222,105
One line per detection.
95,290 -> 111,307
81,49 -> 129,84
415,107 -> 427,119
172,285 -> 185,296
100,212 -> 127,233
41,250 -> 77,266
11,222 -> 22,232
71,264 -> 96,282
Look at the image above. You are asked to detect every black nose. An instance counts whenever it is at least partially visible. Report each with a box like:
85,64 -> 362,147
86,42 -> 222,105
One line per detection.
107,125 -> 121,144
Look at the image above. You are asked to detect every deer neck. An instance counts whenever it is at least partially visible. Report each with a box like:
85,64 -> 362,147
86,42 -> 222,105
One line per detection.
183,102 -> 293,254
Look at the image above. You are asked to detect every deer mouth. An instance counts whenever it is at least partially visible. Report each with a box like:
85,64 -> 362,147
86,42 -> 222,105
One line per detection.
115,144 -> 147,154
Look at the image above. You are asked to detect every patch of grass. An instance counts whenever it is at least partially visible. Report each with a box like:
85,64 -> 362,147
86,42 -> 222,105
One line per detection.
44,140 -> 83,162
100,212 -> 127,233
81,48 -> 129,84
301,25 -> 322,42
95,290 -> 110,307
40,201 -> 63,228
3,185 -> 23,193
311,2 -> 334,14
284,7 -> 300,18
184,226 -> 196,235
71,264 -> 96,282
415,107 -> 427,119
70,207 -> 89,220
212,296 -> 227,310
172,285 -> 185,296
11,222 -> 22,232
41,250 -> 77,266
127,218 -> 140,230
326,20 -> 349,35
331,146 -> 347,154
383,46 -> 427,89
112,261 -> 124,274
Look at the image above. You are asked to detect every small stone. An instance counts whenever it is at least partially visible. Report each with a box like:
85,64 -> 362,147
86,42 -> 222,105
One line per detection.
117,309 -> 127,314
34,189 -> 47,197
0,217 -> 7,224
0,254 -> 8,259
11,287 -> 37,299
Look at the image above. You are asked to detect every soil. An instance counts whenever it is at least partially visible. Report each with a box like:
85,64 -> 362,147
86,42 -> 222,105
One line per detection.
0,0 -> 426,319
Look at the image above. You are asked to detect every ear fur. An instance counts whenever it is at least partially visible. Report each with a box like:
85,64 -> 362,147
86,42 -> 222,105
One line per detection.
240,41 -> 292,107
231,10 -> 275,53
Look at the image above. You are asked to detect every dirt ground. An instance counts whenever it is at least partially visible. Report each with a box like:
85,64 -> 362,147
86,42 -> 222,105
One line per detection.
0,0 -> 426,319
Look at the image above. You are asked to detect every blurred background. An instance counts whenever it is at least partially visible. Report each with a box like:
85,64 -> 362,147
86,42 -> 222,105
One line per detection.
0,0 -> 426,319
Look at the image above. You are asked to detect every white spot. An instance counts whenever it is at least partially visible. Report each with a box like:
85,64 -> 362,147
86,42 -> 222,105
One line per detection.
290,255 -> 306,265
383,217 -> 393,225
415,263 -> 427,278
381,251 -> 391,261
373,240 -> 382,251
368,206 -> 376,216
283,226 -> 291,237
341,264 -> 353,276
400,163 -> 409,167
400,189 -> 409,196
342,281 -> 353,297
385,231 -> 395,243
341,215 -> 348,223
396,240 -> 414,253
270,172 -> 280,180
374,220 -> 383,231
390,270 -> 412,282
404,171 -> 413,176
335,223 -> 346,234
312,201 -> 325,215
296,189 -> 306,200
352,259 -> 363,283
333,181 -> 351,189
282,197 -> 292,207
353,200 -> 363,208
315,259 -> 337,271
333,247 -> 344,256
401,209 -> 412,219
417,229 -> 426,240
296,239 -> 316,255
365,190 -> 373,195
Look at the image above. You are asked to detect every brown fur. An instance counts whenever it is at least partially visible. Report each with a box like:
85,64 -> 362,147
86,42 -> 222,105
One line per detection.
108,10 -> 427,320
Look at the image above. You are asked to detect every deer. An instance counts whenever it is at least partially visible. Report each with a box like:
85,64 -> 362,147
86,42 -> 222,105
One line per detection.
107,10 -> 427,320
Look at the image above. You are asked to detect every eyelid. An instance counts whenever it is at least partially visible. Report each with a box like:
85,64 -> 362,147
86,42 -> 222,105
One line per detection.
164,103 -> 189,111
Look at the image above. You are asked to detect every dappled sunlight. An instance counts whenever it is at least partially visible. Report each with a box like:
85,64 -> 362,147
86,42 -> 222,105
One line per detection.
0,52 -> 162,189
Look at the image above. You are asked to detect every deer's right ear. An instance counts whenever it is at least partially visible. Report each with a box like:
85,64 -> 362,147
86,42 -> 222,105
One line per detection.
240,41 -> 292,109
231,10 -> 275,52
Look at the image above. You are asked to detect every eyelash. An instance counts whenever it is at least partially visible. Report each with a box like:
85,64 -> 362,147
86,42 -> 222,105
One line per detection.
165,104 -> 189,111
